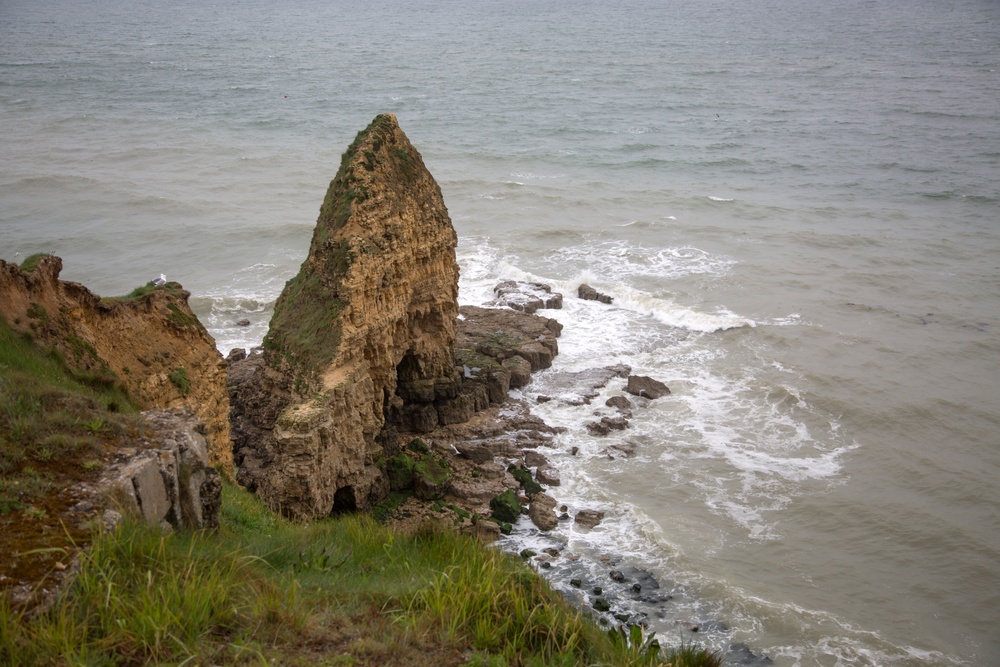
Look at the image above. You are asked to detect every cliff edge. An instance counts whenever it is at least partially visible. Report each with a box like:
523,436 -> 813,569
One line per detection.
0,256 -> 231,471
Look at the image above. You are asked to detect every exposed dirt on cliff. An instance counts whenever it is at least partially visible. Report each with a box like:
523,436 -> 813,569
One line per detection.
0,255 -> 231,471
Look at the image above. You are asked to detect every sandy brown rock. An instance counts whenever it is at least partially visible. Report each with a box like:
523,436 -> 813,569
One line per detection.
529,492 -> 559,531
232,114 -> 461,519
0,256 -> 231,472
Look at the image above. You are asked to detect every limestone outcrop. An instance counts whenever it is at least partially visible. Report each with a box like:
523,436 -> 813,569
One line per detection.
0,256 -> 231,471
98,409 -> 222,532
231,114 -> 463,519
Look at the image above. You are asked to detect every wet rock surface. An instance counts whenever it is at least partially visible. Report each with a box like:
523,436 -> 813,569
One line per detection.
624,374 -> 671,399
492,280 -> 563,313
529,363 -> 631,406
578,283 -> 614,304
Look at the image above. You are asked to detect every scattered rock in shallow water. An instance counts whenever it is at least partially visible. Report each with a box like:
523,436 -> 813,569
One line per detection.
609,570 -> 626,583
586,415 -> 629,436
492,280 -> 564,313
726,643 -> 774,666
528,492 -> 559,531
578,284 -> 613,304
605,395 -> 633,413
624,375 -> 671,399
603,441 -> 637,459
536,465 -> 561,486
675,620 -> 700,632
531,364 -> 631,406
575,508 -> 605,529
524,450 -> 549,468
593,598 -> 611,612
236,318 -> 251,326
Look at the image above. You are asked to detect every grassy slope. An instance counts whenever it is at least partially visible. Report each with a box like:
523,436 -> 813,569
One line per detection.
0,297 -> 720,667
1,483 -> 719,666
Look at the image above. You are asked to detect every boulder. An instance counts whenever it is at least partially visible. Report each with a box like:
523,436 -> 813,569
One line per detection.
624,375 -> 671,399
492,280 -> 563,313
605,395 -> 633,413
454,441 -> 495,464
578,284 -> 613,304
575,509 -> 605,529
490,489 -> 522,523
502,355 -> 533,388
528,492 -> 559,531
524,450 -> 550,468
102,409 -> 221,531
536,466 -> 561,486
586,416 -> 629,436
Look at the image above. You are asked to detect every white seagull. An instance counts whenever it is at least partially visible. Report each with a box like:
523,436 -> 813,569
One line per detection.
154,273 -> 166,286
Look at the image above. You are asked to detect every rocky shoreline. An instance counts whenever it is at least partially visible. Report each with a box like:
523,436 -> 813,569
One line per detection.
1,113 -> 772,664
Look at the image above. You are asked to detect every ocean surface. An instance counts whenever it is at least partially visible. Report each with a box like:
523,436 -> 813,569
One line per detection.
2,0 -> 999,664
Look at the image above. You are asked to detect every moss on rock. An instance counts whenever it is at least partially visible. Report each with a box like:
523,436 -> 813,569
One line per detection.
490,489 -> 522,523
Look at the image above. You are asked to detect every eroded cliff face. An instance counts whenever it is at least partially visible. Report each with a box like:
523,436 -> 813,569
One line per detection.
0,256 -> 231,472
231,114 -> 462,519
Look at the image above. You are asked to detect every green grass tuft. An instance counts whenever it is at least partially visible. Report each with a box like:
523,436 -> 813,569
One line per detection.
168,366 -> 191,395
18,253 -> 52,273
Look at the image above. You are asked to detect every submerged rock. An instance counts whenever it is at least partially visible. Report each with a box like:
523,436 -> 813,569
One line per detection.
578,283 -> 613,304
624,375 -> 671,399
574,508 -> 605,529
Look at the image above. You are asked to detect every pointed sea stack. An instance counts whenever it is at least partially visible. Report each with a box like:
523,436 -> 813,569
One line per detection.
231,114 -> 462,519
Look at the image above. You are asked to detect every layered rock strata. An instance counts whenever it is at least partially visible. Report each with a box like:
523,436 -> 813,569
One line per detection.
0,256 -> 231,471
231,114 -> 465,519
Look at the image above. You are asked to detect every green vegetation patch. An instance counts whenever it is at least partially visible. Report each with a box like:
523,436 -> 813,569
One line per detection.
413,453 -> 450,486
18,253 -> 52,273
168,367 -> 190,395
0,316 -> 141,593
490,489 -> 522,524
1,482 -> 716,665
508,463 -> 543,495
386,453 -> 416,491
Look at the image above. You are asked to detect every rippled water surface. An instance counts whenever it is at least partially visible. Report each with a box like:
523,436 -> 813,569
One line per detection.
3,0 -> 999,664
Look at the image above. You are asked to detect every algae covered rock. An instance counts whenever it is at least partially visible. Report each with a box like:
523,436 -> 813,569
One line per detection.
490,489 -> 522,523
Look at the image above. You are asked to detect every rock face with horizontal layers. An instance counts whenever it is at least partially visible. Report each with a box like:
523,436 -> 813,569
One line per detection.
231,114 -> 462,519
0,256 -> 231,472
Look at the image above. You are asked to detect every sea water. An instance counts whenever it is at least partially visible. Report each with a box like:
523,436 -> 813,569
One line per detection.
2,0 -> 999,664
